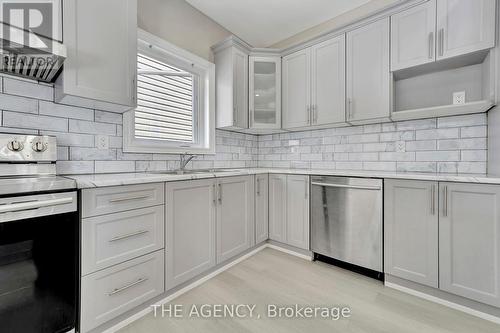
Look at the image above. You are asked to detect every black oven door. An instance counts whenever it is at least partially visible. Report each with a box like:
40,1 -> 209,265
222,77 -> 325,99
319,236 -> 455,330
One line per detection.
0,193 -> 78,333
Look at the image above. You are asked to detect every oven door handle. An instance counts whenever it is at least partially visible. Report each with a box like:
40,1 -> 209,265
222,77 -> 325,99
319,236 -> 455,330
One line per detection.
311,182 -> 381,191
0,197 -> 74,214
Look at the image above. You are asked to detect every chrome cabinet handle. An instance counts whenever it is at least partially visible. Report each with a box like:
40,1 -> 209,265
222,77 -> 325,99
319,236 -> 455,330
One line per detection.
218,183 -> 222,203
109,230 -> 149,243
428,32 -> 434,59
307,105 -> 311,124
132,77 -> 136,103
213,184 -> 217,205
109,195 -> 149,203
108,278 -> 148,296
0,197 -> 73,214
431,184 -> 436,215
305,180 -> 308,199
438,28 -> 444,57
347,98 -> 353,120
256,178 -> 261,196
311,182 -> 381,191
443,185 -> 448,217
312,105 -> 317,123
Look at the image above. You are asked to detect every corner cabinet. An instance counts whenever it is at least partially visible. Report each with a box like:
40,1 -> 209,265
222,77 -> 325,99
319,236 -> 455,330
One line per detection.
249,56 -> 281,130
56,0 -> 137,113
384,179 -> 438,288
346,18 -> 391,124
269,174 -> 309,250
213,39 -> 249,130
439,182 -> 500,307
282,34 -> 346,130
255,174 -> 269,244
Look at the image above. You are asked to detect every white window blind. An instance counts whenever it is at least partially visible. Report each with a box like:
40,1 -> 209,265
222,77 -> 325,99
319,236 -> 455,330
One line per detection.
136,53 -> 195,143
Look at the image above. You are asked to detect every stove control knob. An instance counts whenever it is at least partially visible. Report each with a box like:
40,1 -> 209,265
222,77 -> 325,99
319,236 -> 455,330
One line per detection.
7,140 -> 24,152
32,141 -> 47,152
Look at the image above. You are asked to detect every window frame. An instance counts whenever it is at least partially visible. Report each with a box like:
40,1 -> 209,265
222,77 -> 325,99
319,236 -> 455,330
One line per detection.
124,29 -> 215,154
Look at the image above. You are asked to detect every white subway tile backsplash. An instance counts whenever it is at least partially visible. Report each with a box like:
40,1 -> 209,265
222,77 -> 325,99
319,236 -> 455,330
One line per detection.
416,151 -> 460,161
94,110 -> 123,124
95,160 -> 136,173
3,78 -> 53,101
70,147 -> 116,161
0,94 -> 39,114
437,113 -> 487,128
3,112 -> 68,132
39,101 -> 94,121
69,119 -> 116,135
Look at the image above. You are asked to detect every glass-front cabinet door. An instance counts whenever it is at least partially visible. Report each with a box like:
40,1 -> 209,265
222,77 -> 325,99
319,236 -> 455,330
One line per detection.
249,56 -> 281,129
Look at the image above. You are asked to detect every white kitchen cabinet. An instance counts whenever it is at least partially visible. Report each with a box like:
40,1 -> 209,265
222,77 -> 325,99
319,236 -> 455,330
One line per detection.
166,179 -> 216,290
391,0 -> 436,71
282,49 -> 311,129
255,174 -> 269,244
346,18 -> 391,124
214,39 -> 249,129
311,35 -> 346,126
384,179 -> 439,288
269,174 -> 310,250
269,174 -> 287,243
216,176 -> 255,263
439,182 -> 500,307
286,175 -> 310,250
56,0 -> 137,112
249,56 -> 281,130
436,0 -> 496,61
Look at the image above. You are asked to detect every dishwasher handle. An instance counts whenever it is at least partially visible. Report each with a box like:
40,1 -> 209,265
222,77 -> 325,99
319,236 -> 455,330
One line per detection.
311,182 -> 381,191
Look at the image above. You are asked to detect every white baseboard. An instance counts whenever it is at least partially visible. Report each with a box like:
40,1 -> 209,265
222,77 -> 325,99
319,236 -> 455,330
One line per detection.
102,244 -> 268,333
266,244 -> 313,261
385,281 -> 500,325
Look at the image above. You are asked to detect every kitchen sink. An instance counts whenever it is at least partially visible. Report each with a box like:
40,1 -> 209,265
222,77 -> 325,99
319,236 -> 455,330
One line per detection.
152,169 -> 239,175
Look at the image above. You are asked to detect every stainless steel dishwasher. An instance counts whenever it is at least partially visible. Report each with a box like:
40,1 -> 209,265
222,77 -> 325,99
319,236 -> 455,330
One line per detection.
311,176 -> 383,274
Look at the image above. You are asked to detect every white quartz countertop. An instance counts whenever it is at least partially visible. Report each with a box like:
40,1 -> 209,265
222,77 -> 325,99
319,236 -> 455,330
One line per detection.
64,168 -> 500,189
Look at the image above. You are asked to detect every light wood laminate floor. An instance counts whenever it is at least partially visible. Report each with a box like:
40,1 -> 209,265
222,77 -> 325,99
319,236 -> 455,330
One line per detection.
119,248 -> 500,333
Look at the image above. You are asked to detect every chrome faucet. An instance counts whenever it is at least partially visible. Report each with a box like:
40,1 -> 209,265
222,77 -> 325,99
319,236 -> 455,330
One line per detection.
179,153 -> 196,171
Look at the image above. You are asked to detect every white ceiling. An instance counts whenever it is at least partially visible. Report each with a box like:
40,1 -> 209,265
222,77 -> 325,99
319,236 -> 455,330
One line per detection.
185,0 -> 371,47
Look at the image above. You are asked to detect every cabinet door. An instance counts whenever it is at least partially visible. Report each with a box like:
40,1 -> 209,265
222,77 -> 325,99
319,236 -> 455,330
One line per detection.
61,0 -> 137,108
437,0 -> 496,60
166,179 -> 216,290
286,175 -> 310,250
439,182 -> 500,307
311,35 -> 346,126
384,180 -> 438,288
249,56 -> 281,129
269,174 -> 287,243
346,18 -> 390,123
255,174 -> 269,244
391,0 -> 436,71
216,176 -> 254,263
233,48 -> 249,128
282,49 -> 311,129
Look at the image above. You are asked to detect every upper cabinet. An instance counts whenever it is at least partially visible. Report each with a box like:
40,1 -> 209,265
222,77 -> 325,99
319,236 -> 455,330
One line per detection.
213,40 -> 249,129
56,0 -> 137,113
346,18 -> 391,124
282,49 -> 311,129
391,0 -> 496,71
391,0 -> 437,71
437,0 -> 496,61
249,56 -> 281,130
282,34 -> 346,130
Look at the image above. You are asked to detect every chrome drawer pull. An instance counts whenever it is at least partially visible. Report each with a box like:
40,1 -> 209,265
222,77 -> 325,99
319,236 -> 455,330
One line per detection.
108,195 -> 150,203
108,277 -> 148,296
109,230 -> 149,242
311,182 -> 381,191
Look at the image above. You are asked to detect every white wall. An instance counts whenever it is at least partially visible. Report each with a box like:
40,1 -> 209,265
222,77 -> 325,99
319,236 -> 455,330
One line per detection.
271,0 -> 400,49
137,0 -> 232,61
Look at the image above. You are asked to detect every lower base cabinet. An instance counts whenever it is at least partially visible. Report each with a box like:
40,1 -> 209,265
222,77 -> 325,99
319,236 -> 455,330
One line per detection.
166,179 -> 216,290
269,174 -> 309,250
166,176 -> 254,290
80,251 -> 165,333
255,174 -> 269,244
385,179 -> 500,308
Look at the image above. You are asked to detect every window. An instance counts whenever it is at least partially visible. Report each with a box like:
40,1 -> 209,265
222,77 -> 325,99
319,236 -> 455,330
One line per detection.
124,30 -> 215,154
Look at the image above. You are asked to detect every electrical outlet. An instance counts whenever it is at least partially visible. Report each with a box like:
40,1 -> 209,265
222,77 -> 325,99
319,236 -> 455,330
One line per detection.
453,91 -> 466,105
96,135 -> 109,149
396,141 -> 406,153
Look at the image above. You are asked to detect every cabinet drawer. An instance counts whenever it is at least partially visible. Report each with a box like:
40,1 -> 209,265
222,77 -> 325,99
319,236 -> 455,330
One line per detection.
80,250 -> 164,333
82,206 -> 165,275
82,183 -> 164,218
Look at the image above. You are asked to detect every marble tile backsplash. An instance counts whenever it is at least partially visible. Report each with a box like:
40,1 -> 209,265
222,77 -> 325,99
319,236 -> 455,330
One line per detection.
258,115 -> 488,174
0,76 -> 488,174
